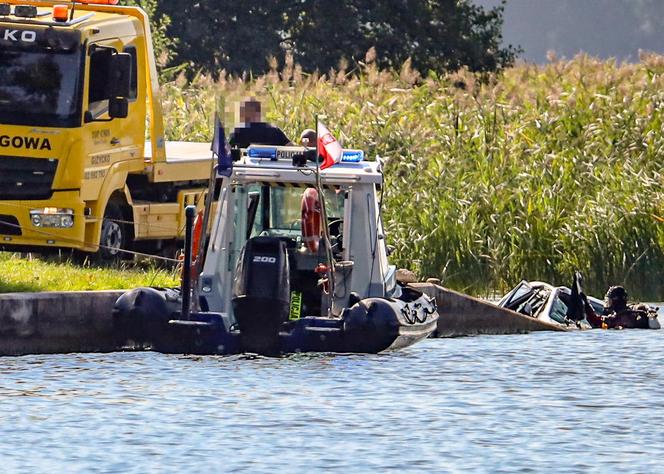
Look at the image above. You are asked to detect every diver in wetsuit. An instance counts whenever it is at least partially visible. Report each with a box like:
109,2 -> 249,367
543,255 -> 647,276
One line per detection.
583,286 -> 650,329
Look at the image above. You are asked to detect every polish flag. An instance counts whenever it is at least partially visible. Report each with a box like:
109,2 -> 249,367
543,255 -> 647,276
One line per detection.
318,122 -> 343,170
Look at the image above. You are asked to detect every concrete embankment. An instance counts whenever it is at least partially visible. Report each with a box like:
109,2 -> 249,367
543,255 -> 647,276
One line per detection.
0,291 -> 124,356
411,283 -> 565,337
0,285 -> 563,356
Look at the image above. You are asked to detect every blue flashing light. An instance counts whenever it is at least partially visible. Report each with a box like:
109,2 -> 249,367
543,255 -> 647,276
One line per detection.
341,149 -> 364,163
247,146 -> 277,160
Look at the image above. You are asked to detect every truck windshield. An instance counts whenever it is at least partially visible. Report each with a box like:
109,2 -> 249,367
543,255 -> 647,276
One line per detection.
0,49 -> 82,127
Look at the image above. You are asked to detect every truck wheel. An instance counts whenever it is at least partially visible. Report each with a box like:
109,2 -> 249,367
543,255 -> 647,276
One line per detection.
98,201 -> 128,263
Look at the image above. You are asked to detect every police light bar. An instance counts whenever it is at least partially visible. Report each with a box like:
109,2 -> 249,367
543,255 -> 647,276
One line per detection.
247,146 -> 277,160
340,149 -> 364,163
246,145 -> 365,163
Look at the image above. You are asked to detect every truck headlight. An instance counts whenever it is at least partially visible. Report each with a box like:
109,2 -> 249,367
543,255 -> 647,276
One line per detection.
30,208 -> 75,228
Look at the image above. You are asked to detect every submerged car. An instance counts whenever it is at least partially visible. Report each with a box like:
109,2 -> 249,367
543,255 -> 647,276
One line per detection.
497,280 -> 660,329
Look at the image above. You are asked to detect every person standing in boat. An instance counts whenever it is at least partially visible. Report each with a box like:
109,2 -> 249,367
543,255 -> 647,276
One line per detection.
583,286 -> 651,329
299,128 -> 317,147
229,99 -> 292,148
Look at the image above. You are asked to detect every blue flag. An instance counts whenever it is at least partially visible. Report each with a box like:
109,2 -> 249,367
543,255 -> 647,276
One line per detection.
212,113 -> 232,177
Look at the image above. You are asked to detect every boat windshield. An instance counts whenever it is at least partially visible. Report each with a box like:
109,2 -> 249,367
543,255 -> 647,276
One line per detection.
0,45 -> 83,127
498,281 -> 534,309
238,183 -> 345,241
548,292 -> 570,324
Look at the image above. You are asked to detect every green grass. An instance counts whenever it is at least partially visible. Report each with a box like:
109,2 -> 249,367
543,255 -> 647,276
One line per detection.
0,253 -> 179,293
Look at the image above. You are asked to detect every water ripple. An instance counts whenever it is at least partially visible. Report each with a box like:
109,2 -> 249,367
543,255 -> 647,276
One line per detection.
1,327 -> 664,472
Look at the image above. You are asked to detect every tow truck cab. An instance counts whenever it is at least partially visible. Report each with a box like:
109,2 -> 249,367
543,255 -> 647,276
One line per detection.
0,1 -> 212,258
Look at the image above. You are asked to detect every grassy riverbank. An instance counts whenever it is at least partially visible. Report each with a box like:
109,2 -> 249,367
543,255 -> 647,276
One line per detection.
0,254 -> 179,293
159,53 -> 664,299
3,55 -> 660,298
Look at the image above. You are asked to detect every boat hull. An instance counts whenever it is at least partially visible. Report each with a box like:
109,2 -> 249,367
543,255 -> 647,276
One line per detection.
113,287 -> 438,355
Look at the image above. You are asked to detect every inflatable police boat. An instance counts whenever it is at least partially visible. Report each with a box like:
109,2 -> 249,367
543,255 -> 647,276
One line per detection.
113,145 -> 438,355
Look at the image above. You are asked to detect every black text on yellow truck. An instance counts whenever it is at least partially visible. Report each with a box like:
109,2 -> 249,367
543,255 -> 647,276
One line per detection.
0,0 -> 215,261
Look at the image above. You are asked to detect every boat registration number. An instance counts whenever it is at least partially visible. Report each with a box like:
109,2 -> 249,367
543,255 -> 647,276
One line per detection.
289,291 -> 302,320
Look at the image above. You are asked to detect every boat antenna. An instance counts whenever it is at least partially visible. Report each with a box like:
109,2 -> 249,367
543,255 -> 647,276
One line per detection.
315,114 -> 336,314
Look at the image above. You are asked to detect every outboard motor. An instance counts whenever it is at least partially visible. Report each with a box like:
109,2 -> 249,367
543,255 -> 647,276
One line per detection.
232,236 -> 290,354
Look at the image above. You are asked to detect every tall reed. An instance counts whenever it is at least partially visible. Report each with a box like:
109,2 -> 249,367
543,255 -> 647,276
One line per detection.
161,53 -> 664,299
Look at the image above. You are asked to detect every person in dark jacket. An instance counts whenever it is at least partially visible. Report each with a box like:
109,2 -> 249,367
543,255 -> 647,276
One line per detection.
229,99 -> 291,148
584,285 -> 650,329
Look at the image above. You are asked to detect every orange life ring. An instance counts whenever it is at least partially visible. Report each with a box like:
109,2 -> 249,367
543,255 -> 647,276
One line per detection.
301,188 -> 322,253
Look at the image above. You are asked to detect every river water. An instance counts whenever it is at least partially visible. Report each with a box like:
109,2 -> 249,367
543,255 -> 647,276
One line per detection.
1,308 -> 663,473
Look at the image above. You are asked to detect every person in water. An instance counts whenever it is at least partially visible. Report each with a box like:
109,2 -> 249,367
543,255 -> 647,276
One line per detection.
583,285 -> 650,329
229,99 -> 291,148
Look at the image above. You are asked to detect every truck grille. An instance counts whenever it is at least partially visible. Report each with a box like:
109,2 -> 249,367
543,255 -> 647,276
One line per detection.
0,156 -> 58,200
0,215 -> 21,235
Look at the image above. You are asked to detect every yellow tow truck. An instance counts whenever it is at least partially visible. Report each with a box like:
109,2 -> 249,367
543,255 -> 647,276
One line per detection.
0,0 -> 214,260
